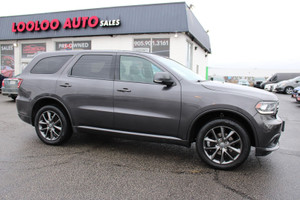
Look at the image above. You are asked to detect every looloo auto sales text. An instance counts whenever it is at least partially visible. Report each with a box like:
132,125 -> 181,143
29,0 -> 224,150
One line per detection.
12,16 -> 121,33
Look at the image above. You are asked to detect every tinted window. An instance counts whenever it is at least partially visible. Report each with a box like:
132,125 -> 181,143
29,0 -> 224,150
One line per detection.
120,56 -> 162,84
71,55 -> 113,80
271,76 -> 277,82
31,56 -> 72,74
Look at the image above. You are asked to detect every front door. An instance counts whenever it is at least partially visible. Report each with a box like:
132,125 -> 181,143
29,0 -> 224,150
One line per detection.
113,55 -> 181,137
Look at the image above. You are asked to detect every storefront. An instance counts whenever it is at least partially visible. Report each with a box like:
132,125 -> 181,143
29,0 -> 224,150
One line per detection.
0,2 -> 211,78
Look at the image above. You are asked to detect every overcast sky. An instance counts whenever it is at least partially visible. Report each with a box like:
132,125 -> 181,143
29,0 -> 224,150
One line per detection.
1,0 -> 300,71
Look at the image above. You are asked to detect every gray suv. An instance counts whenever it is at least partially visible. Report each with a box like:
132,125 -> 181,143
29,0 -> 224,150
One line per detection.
16,51 -> 284,170
274,76 -> 300,94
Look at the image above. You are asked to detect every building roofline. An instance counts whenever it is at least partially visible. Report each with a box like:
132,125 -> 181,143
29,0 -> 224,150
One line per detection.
0,2 -> 187,18
0,2 -> 211,52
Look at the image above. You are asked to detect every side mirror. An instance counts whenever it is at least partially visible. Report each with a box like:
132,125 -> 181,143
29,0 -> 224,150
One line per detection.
296,80 -> 299,83
154,72 -> 174,86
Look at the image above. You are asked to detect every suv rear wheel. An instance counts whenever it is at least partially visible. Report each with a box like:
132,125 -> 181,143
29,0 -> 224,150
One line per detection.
196,119 -> 251,170
34,105 -> 72,145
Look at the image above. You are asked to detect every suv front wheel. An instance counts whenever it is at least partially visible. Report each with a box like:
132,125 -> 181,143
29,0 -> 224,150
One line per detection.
196,119 -> 251,170
284,86 -> 293,95
34,105 -> 72,145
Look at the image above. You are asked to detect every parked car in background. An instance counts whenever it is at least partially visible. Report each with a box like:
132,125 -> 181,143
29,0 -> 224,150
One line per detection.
296,91 -> 300,103
1,74 -> 21,100
209,76 -> 225,82
264,83 -> 276,92
253,77 -> 266,88
291,86 -> 300,98
274,76 -> 300,94
238,79 -> 249,86
0,74 -> 6,93
272,84 -> 278,92
260,73 -> 300,89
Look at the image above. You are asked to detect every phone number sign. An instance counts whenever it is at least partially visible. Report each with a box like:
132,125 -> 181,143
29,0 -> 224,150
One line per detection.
133,38 -> 170,57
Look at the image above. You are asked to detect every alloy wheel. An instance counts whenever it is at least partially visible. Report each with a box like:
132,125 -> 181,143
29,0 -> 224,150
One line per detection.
285,87 -> 293,95
203,126 -> 242,165
38,110 -> 63,141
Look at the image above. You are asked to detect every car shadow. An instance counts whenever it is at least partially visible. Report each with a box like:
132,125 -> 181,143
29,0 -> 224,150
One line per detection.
67,131 -> 197,162
61,131 -> 262,172
1,98 -> 16,103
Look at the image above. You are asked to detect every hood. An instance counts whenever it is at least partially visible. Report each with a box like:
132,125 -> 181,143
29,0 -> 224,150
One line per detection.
277,80 -> 288,85
200,81 -> 278,101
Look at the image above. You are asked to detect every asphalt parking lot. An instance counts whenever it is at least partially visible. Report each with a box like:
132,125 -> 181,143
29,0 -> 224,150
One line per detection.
0,93 -> 299,200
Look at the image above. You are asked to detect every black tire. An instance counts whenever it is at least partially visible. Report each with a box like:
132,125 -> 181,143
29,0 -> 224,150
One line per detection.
34,105 -> 72,145
284,86 -> 293,95
196,119 -> 251,170
11,95 -> 17,101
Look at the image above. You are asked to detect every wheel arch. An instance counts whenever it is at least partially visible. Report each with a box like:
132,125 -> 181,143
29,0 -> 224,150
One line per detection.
284,86 -> 294,94
188,109 -> 257,147
31,97 -> 72,127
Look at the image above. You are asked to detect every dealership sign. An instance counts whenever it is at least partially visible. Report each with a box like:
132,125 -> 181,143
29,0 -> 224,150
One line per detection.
12,16 -> 121,33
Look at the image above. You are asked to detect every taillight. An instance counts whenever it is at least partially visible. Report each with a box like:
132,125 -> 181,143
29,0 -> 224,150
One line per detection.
17,78 -> 23,88
1,80 -> 4,87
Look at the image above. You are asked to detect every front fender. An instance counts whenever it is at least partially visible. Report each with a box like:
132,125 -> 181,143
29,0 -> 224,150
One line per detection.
180,105 -> 259,146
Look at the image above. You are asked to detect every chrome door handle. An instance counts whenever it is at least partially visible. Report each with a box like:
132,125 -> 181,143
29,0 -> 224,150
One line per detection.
117,88 -> 131,92
59,83 -> 72,88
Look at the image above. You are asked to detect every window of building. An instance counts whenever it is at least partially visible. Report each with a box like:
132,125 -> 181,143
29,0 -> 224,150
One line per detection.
31,56 -> 72,74
55,41 -> 91,51
133,38 -> 170,57
71,55 -> 113,80
22,43 -> 46,59
120,56 -> 162,84
1,44 -> 15,78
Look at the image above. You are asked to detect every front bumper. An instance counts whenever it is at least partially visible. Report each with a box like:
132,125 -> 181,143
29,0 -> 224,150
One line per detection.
274,87 -> 284,93
253,114 -> 285,156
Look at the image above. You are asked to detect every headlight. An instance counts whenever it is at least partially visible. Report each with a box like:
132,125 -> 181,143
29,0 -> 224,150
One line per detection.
255,101 -> 278,115
278,83 -> 285,87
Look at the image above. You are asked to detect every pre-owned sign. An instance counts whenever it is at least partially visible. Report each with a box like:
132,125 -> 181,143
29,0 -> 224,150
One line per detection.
12,16 -> 121,33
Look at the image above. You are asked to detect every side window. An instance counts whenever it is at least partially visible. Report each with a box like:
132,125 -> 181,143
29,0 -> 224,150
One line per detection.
71,55 -> 113,80
31,56 -> 72,74
120,56 -> 162,84
271,76 -> 277,82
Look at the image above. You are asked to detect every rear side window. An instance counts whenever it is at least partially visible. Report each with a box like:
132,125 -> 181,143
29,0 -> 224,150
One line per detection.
31,56 -> 72,74
71,55 -> 114,80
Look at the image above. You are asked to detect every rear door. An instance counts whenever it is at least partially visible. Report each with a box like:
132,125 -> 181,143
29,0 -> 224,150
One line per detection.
56,53 -> 116,129
113,54 -> 181,137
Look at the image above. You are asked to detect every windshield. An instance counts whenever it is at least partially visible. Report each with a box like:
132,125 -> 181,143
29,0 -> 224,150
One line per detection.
152,55 -> 205,81
266,76 -> 272,81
